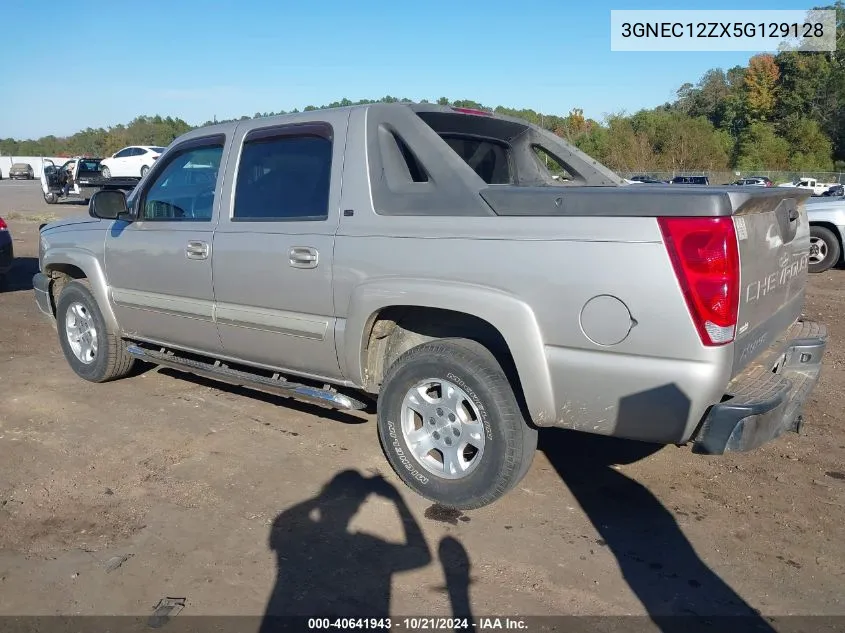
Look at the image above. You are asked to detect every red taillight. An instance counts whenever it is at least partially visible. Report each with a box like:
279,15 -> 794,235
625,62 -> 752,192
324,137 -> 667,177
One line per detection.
0,217 -> 7,231
658,216 -> 739,346
451,107 -> 491,116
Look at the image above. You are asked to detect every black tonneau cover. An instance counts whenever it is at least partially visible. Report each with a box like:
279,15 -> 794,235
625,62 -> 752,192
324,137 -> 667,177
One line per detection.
479,184 -> 811,218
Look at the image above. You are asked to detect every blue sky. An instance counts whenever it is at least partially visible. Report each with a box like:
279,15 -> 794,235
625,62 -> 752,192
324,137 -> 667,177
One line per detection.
0,0 -> 822,139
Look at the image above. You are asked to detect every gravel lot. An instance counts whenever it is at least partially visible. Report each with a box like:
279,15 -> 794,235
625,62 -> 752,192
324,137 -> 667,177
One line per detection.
1,180 -> 844,627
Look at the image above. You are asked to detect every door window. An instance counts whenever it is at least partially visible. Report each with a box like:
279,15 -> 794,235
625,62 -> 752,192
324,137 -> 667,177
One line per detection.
233,130 -> 332,221
141,143 -> 223,221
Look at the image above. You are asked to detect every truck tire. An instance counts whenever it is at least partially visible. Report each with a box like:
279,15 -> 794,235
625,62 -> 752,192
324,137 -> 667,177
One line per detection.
377,338 -> 537,510
56,280 -> 135,382
809,225 -> 841,273
44,192 -> 57,204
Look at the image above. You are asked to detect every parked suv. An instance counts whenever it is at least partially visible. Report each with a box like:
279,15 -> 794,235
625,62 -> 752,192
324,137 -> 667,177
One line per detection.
8,162 -> 34,180
33,103 -> 827,509
731,178 -> 768,187
670,175 -> 709,185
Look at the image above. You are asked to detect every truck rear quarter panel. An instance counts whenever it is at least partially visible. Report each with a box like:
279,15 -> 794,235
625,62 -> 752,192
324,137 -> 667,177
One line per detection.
334,108 -> 731,444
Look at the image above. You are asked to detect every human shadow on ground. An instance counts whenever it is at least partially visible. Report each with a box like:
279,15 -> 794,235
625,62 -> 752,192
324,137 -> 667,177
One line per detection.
438,536 -> 477,632
259,471 -> 484,632
259,470 -> 432,629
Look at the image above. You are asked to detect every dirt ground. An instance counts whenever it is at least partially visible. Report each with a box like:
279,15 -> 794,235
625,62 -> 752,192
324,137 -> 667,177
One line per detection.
1,180 -> 844,626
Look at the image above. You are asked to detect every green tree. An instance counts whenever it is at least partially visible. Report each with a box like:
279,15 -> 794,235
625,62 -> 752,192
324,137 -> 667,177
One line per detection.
736,122 -> 790,170
784,118 -> 834,171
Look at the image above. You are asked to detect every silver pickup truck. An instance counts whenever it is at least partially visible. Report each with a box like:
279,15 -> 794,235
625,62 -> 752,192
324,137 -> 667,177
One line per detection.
807,195 -> 845,273
33,103 -> 828,509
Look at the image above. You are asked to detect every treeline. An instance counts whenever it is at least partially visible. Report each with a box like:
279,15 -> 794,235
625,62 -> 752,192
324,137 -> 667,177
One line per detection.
0,115 -> 193,158
2,3 -> 842,173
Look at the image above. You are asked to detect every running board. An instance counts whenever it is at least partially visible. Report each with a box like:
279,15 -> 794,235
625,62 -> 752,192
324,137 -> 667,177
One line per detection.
126,345 -> 366,411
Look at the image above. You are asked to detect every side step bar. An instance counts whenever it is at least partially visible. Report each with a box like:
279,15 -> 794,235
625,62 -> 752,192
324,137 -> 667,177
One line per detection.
126,345 -> 367,411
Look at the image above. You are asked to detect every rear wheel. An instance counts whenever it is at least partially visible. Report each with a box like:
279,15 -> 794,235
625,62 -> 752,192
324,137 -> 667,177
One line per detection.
377,338 -> 537,510
56,280 -> 135,382
140,165 -> 149,177
809,225 -> 841,273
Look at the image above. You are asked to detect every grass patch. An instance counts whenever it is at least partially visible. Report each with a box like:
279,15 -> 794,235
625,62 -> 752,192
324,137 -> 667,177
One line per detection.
5,211 -> 60,223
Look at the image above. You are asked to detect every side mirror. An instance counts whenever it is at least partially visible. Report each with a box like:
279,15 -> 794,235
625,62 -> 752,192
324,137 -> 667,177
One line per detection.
89,189 -> 129,220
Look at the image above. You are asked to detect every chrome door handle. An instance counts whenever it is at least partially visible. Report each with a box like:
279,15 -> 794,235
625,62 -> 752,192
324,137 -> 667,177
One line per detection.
289,246 -> 318,269
185,240 -> 209,260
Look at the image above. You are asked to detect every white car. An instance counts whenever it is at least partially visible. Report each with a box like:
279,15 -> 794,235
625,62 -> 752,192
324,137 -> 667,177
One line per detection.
100,145 -> 167,178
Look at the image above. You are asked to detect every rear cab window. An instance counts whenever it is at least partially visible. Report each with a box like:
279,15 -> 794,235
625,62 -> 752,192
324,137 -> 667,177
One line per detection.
440,136 -> 512,185
77,159 -> 101,172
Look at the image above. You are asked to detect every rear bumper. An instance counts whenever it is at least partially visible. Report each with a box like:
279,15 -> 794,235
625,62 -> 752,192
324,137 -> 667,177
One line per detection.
33,272 -> 54,319
693,319 -> 827,454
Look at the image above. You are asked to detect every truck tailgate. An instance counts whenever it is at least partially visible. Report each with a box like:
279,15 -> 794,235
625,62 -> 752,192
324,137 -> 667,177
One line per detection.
731,189 -> 811,375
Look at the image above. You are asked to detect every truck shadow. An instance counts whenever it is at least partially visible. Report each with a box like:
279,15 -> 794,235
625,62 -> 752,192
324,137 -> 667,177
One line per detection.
0,256 -> 38,293
540,425 -> 776,630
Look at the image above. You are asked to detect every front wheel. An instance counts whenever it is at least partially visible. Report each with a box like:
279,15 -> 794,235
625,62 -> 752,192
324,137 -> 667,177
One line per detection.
809,225 -> 841,273
56,280 -> 135,382
101,166 -> 111,179
377,338 -> 537,510
44,192 -> 57,204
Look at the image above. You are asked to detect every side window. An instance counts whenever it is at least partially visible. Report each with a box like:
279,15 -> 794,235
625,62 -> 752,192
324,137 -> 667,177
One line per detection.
114,148 -> 130,158
130,148 -> 144,156
233,131 -> 332,221
141,143 -> 223,222
532,145 -> 574,182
